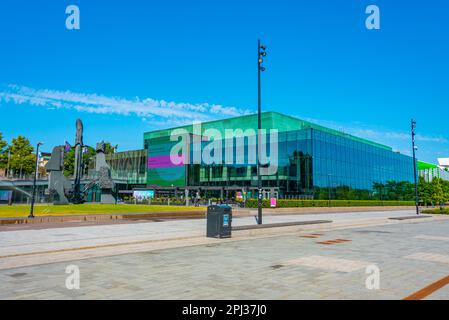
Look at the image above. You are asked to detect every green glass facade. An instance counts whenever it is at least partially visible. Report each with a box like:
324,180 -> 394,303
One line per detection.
143,112 -> 415,196
104,149 -> 147,185
418,160 -> 449,182
146,136 -> 186,187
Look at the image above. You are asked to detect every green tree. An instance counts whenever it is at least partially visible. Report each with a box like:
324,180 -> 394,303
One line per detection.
313,187 -> 328,200
9,135 -> 35,176
0,132 -> 8,169
379,180 -> 415,201
335,186 -> 350,200
430,178 -> 445,207
64,146 -> 97,177
63,149 -> 75,176
418,176 -> 431,206
441,179 -> 449,204
63,142 -> 117,177
103,142 -> 118,154
400,181 -> 410,200
384,181 -> 399,200
372,182 -> 384,200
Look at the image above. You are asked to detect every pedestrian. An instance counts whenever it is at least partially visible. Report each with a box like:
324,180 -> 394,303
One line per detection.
195,191 -> 201,206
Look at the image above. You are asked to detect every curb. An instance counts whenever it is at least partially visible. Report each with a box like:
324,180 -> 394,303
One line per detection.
232,220 -> 332,231
0,211 -> 206,225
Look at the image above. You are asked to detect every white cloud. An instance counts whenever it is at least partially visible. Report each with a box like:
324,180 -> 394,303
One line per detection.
0,84 -> 251,125
1,84 -> 446,162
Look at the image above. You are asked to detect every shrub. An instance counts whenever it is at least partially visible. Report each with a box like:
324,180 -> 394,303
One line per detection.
421,207 -> 449,214
244,199 -> 414,208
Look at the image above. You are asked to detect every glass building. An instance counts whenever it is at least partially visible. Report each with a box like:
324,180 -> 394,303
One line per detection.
143,112 -> 415,198
0,112 -> 416,203
418,160 -> 449,182
88,149 -> 147,185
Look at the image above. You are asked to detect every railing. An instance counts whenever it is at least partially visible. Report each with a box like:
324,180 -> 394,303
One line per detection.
0,174 -> 49,181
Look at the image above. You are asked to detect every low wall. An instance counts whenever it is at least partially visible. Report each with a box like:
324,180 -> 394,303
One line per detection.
0,211 -> 205,225
232,206 -> 416,217
0,206 -> 416,225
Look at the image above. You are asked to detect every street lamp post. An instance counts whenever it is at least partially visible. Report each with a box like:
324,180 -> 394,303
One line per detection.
257,39 -> 267,225
411,119 -> 419,215
29,142 -> 43,218
6,149 -> 11,178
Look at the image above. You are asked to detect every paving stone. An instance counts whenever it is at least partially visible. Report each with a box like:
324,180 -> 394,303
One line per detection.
1,216 -> 449,299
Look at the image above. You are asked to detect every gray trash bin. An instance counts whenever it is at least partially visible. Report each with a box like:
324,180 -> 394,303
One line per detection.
206,205 -> 232,238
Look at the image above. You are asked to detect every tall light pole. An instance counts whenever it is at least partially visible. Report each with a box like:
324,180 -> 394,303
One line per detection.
257,39 -> 267,225
411,119 -> 419,215
6,149 -> 11,178
29,142 -> 43,218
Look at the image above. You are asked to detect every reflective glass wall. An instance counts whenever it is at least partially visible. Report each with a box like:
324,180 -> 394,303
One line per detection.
181,128 -> 414,197
104,149 -> 147,184
311,129 -> 414,191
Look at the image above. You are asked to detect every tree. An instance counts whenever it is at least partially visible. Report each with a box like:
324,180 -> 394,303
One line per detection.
63,149 -> 76,177
418,176 -> 431,206
103,142 -> 118,155
0,132 -> 8,169
430,178 -> 445,208
63,142 -> 117,177
441,179 -> 449,204
64,146 -> 96,177
9,135 -> 35,177
372,182 -> 385,200
385,180 -> 402,200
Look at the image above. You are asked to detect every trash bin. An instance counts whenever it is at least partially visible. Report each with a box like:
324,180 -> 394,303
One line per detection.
206,205 -> 232,238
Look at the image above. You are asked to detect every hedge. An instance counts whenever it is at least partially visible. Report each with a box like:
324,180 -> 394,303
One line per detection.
421,207 -> 449,214
243,199 -> 414,208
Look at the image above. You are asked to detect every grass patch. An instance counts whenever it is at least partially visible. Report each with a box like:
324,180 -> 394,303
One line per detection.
421,207 -> 449,215
0,204 -> 205,218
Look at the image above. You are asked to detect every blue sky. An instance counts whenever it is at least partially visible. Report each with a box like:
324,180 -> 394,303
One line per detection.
0,0 -> 448,163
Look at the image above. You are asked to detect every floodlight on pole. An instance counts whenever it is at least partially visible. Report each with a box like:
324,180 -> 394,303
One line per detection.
29,142 -> 43,219
411,119 -> 419,215
256,39 -> 267,225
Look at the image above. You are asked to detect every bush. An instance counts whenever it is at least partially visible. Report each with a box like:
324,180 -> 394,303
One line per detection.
421,207 -> 449,214
244,199 -> 414,208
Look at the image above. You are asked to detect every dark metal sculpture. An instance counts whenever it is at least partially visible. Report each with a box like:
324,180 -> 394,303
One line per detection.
45,119 -> 117,205
70,119 -> 85,204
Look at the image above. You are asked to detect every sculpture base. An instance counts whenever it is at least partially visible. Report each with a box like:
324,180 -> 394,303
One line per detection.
54,200 -> 69,205
100,192 -> 116,204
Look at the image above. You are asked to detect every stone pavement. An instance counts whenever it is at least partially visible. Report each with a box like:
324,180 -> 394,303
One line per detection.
0,210 -> 449,299
0,209 -> 426,268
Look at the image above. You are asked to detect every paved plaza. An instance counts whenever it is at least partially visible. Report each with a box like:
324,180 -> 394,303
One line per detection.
0,210 -> 449,299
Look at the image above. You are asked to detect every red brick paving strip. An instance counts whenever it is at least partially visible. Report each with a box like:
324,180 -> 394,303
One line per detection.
317,239 -> 352,245
404,275 -> 449,300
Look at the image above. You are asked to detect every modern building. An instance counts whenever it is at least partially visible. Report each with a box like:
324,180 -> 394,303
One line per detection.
142,112 -> 415,198
89,149 -> 147,200
437,158 -> 449,170
1,112 -> 419,203
418,160 -> 449,182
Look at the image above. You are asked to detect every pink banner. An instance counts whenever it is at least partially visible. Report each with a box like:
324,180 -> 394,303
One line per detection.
148,155 -> 185,168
